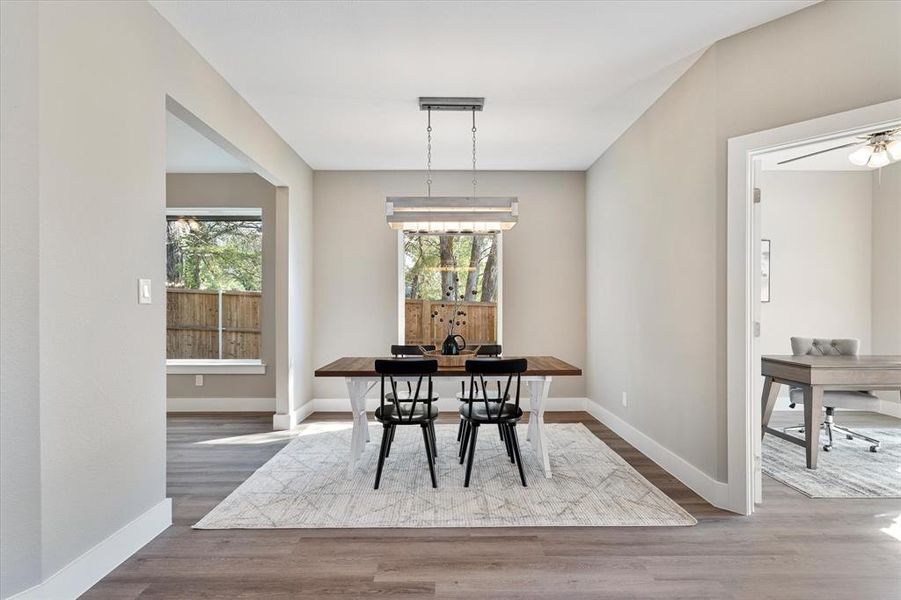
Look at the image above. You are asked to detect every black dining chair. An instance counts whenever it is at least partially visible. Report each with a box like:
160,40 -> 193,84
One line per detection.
458,357 -> 528,487
373,358 -> 440,489
455,344 -> 503,442
390,344 -> 435,357
389,345 -> 436,401
385,345 -> 439,456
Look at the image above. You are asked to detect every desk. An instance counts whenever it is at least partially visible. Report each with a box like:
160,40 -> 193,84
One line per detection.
314,356 -> 582,477
760,355 -> 901,469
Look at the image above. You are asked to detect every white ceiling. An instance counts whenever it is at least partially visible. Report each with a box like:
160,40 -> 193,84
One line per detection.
152,0 -> 816,170
166,111 -> 253,173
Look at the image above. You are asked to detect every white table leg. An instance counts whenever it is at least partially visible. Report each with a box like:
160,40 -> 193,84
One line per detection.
346,378 -> 372,476
527,377 -> 553,478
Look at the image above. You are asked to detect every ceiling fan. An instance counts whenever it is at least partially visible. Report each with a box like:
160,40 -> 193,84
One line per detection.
777,128 -> 901,168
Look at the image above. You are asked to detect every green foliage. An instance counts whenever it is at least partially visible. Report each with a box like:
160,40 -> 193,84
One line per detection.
167,219 -> 262,291
404,233 -> 497,302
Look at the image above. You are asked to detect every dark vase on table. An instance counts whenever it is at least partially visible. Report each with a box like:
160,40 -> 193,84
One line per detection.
442,334 -> 466,356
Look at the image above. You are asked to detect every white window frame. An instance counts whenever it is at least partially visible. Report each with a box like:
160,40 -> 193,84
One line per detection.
397,230 -> 503,346
165,206 -> 266,374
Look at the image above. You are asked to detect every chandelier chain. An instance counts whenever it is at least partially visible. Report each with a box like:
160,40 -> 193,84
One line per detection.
471,108 -> 477,197
426,108 -> 432,197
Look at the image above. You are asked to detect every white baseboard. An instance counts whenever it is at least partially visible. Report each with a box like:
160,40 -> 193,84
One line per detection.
879,399 -> 901,419
167,397 -> 275,412
310,397 -> 588,413
8,498 -> 171,600
272,401 -> 314,430
584,400 -> 730,511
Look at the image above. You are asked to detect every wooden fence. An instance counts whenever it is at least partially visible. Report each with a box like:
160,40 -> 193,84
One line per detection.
166,288 -> 261,359
405,298 -> 497,347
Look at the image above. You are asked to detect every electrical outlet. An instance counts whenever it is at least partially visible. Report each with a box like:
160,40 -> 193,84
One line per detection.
195,375 -> 204,387
621,392 -> 628,407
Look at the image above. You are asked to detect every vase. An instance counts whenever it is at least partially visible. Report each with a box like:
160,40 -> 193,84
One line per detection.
442,334 -> 466,356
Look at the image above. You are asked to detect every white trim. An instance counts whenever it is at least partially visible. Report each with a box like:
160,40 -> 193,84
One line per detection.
495,232 -> 503,344
165,206 -> 262,218
310,396 -> 588,413
272,401 -> 314,430
397,230 -> 405,343
726,100 -> 901,516
878,399 -> 901,419
166,397 -> 275,412
585,400 -> 730,510
166,359 -> 266,375
8,499 -> 171,600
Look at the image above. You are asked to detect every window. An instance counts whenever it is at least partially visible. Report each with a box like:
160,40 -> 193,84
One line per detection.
401,232 -> 500,346
166,208 -> 263,363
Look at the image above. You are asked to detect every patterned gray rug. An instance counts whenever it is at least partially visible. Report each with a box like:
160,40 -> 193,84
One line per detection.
194,422 -> 696,528
763,428 -> 901,498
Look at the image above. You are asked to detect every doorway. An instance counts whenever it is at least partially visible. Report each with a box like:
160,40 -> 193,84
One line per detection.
726,100 -> 901,515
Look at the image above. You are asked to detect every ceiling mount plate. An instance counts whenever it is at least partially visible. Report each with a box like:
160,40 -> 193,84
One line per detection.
419,97 -> 485,111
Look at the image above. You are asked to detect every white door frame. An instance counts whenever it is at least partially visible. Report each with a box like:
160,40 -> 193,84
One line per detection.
725,99 -> 901,515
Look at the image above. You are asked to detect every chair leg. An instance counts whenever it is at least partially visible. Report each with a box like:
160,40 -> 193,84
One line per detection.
503,422 -> 515,462
374,424 -> 392,490
498,423 -> 505,441
459,420 -> 471,464
464,423 -> 479,487
824,419 -> 834,451
386,422 -> 396,457
456,417 -> 464,442
509,423 -> 527,487
429,421 -> 438,460
421,424 -> 438,488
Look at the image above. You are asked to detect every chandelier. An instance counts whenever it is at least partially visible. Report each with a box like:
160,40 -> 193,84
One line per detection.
385,97 -> 518,233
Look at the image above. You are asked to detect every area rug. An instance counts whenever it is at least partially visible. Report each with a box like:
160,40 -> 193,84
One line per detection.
194,422 -> 696,528
762,428 -> 901,498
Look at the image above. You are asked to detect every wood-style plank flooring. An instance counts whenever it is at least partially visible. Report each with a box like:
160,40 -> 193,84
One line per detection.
84,411 -> 901,599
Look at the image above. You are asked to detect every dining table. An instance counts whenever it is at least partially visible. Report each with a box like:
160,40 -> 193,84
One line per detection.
314,355 -> 582,478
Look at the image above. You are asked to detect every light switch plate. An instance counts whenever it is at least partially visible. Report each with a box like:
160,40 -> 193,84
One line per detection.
138,279 -> 152,304
195,375 -> 204,387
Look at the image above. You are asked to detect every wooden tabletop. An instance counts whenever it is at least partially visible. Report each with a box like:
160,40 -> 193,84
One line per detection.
314,356 -> 582,378
762,355 -> 901,369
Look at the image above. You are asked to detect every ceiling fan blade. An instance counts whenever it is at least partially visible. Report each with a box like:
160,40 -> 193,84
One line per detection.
776,141 -> 861,165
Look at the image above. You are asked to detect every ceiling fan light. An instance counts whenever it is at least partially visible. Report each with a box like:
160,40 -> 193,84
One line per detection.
848,145 -> 874,166
886,139 -> 901,161
867,147 -> 890,169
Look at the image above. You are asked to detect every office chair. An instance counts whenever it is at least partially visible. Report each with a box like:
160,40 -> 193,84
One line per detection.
785,337 -> 881,452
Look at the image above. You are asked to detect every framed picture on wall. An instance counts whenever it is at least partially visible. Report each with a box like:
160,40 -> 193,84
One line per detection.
761,239 -> 771,303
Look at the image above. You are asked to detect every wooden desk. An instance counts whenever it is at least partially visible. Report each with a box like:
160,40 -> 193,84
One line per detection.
315,356 -> 582,477
761,355 -> 901,469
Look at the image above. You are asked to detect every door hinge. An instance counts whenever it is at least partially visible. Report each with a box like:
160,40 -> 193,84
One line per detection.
753,187 -> 761,204
754,321 -> 761,337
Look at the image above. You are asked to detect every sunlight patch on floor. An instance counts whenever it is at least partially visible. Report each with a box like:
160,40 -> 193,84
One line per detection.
194,420 -> 353,445
880,512 -> 901,543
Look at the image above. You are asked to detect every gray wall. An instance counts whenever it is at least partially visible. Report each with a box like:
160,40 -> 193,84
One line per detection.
166,173 -> 277,401
0,1 -> 42,595
759,171 -> 875,406
313,171 -> 587,399
871,163 -> 901,355
586,0 -> 901,482
0,2 -> 313,596
760,171 -> 873,356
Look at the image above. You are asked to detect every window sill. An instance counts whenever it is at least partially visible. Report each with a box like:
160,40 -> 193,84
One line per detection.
166,360 -> 267,375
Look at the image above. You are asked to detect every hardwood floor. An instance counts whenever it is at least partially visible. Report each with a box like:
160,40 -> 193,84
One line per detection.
84,411 -> 901,599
